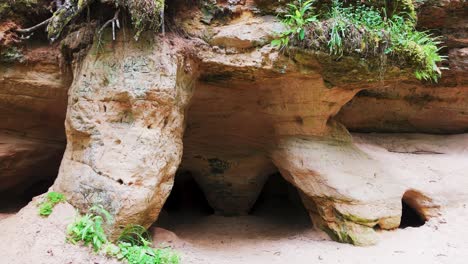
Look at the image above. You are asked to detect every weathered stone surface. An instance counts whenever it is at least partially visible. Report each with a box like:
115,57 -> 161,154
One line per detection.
1,0 -> 467,249
52,33 -> 196,234
182,153 -> 276,215
337,0 -> 468,134
0,199 -> 121,264
210,16 -> 285,49
0,45 -> 70,192
0,46 -> 70,140
272,133 -> 468,245
0,133 -> 64,193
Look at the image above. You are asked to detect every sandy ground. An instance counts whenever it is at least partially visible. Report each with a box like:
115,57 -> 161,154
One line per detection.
156,201 -> 468,264
1,195 -> 467,264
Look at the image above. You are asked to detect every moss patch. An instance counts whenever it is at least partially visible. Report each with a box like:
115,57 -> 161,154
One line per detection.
0,47 -> 24,63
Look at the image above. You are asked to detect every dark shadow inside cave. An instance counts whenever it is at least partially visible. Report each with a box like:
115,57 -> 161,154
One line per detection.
399,199 -> 426,228
0,177 -> 57,216
249,173 -> 311,227
156,171 -> 312,240
157,170 -> 214,226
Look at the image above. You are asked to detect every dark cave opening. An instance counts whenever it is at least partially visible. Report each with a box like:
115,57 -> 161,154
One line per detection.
156,171 -> 312,233
249,173 -> 311,225
399,199 -> 426,228
0,177 -> 56,216
161,170 -> 215,216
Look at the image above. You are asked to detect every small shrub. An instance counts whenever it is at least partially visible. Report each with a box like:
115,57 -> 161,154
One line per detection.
109,224 -> 180,264
67,205 -> 112,252
271,0 -> 318,49
37,192 -> 66,217
67,207 -> 180,263
114,242 -> 180,264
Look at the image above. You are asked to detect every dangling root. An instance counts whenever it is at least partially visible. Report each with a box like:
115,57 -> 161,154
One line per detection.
15,18 -> 52,35
98,9 -> 121,41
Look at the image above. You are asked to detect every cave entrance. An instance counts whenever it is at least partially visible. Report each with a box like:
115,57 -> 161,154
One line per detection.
0,174 -> 59,218
156,171 -> 312,240
399,191 -> 427,228
157,170 -> 214,227
249,173 -> 311,227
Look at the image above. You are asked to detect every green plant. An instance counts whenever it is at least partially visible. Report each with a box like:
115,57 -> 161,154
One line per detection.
67,207 -> 180,263
386,15 -> 445,82
114,241 -> 180,264
271,0 -> 318,49
67,205 -> 113,252
118,224 -> 152,246
37,192 -> 66,217
107,224 -> 180,264
272,0 -> 445,82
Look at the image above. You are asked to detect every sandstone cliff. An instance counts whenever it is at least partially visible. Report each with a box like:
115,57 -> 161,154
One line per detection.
0,0 -> 467,248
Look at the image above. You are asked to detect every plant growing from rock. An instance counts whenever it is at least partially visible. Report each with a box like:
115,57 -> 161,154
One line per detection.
37,192 -> 66,217
67,205 -> 112,252
68,206 -> 180,263
108,224 -> 180,264
271,0 -> 318,49
272,0 -> 445,82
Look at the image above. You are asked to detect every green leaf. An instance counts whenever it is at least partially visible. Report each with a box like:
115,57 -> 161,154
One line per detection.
299,28 -> 305,40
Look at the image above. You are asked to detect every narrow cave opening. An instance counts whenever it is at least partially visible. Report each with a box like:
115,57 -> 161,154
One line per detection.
160,171 -> 214,221
249,173 -> 311,227
399,197 -> 426,228
0,177 -> 57,219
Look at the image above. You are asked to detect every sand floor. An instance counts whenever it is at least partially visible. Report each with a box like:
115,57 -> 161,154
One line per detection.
1,195 -> 467,264
154,199 -> 468,264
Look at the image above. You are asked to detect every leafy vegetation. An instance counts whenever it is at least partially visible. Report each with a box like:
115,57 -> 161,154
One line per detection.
67,205 -> 112,251
115,0 -> 165,40
272,0 -> 445,82
107,224 -> 180,264
271,0 -> 318,48
67,206 -> 180,264
37,192 -> 66,217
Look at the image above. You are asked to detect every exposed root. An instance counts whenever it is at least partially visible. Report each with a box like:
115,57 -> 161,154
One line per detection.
98,9 -> 121,41
15,18 -> 52,34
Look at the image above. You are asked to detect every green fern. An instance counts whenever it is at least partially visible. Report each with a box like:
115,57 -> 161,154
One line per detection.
67,205 -> 112,252
272,0 -> 445,82
271,0 -> 318,49
67,206 -> 181,263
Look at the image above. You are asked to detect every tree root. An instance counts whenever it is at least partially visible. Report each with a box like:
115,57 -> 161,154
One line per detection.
15,18 -> 52,34
98,10 -> 120,41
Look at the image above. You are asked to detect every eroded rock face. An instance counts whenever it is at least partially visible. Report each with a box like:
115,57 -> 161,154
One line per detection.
0,133 -> 64,193
272,133 -> 468,245
182,153 -> 276,215
1,0 -> 467,248
52,33 -> 196,233
0,46 -> 70,193
337,0 -> 468,134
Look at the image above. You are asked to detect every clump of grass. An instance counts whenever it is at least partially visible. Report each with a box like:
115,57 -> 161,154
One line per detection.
37,192 -> 66,217
273,0 -> 445,82
67,206 -> 180,263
